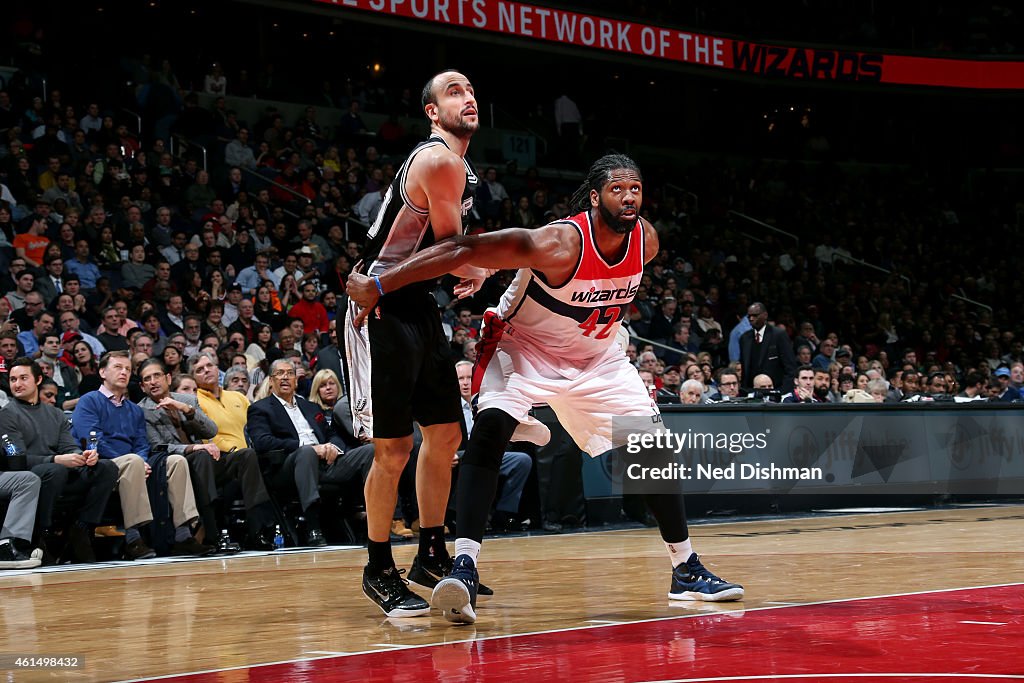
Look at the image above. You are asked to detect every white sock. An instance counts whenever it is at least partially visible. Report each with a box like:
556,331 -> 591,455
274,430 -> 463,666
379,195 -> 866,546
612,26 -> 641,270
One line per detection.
454,538 -> 481,564
665,538 -> 694,568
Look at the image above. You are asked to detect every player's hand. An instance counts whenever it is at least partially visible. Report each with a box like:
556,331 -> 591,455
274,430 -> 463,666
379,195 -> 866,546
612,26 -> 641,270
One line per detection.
83,449 -> 99,466
347,262 -> 379,329
453,268 -> 495,299
144,462 -> 152,479
347,262 -> 380,308
454,276 -> 484,299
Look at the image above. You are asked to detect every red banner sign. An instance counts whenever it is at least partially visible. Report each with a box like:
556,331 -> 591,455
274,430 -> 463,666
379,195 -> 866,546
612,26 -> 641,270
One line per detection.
315,0 -> 1024,89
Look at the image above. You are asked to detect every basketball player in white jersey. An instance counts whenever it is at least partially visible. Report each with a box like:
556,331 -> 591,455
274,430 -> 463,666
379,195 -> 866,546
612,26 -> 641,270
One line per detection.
349,154 -> 743,624
346,70 -> 494,618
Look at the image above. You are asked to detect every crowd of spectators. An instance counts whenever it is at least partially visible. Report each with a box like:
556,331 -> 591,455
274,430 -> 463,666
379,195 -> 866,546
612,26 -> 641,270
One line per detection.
0,56 -> 1021,567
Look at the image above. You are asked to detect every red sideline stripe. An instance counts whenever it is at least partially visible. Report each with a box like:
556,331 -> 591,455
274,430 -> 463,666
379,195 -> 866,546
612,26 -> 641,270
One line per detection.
149,583 -> 1024,682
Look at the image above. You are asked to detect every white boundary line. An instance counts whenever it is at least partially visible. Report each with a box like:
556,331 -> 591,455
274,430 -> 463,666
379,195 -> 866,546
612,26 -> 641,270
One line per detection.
368,644 -> 416,649
113,581 -> 1024,683
586,619 -> 630,625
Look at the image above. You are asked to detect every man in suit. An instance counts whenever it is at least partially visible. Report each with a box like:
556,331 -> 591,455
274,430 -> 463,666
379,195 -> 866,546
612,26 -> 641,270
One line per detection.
35,253 -> 66,306
157,294 -> 186,337
314,318 -> 344,384
247,358 -> 344,546
739,302 -> 797,394
138,358 -> 275,551
452,361 -> 531,535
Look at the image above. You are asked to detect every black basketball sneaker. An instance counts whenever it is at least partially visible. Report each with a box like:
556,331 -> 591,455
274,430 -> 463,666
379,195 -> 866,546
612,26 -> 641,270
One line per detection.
362,565 -> 430,617
408,554 -> 494,596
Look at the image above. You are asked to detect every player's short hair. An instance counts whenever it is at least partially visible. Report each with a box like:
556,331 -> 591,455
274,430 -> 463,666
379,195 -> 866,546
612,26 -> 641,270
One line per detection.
421,69 -> 464,111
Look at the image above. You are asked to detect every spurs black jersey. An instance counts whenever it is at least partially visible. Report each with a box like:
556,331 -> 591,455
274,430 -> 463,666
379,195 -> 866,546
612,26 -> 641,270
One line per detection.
361,134 -> 478,286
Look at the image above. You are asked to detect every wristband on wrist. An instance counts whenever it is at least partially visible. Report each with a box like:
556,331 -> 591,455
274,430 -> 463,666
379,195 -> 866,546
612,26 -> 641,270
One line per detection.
373,275 -> 385,296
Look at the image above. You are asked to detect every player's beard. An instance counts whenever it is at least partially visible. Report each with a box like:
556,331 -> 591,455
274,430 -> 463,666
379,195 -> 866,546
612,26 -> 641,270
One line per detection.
598,197 -> 638,234
439,108 -> 479,140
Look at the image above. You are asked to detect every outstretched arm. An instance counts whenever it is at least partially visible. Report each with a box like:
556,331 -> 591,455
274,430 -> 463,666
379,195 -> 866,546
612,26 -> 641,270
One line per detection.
348,223 -> 580,323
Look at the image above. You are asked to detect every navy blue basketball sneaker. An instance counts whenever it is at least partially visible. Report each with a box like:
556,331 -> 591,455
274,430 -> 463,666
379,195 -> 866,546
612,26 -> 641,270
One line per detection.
668,553 -> 744,602
431,554 -> 479,624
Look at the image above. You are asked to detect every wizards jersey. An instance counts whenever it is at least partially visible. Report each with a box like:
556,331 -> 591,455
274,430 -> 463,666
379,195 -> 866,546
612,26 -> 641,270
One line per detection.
496,210 -> 644,360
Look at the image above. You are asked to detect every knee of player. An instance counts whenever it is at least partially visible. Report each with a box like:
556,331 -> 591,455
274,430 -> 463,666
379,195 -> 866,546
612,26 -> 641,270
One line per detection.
472,408 -> 520,442
428,422 -> 463,452
371,446 -> 411,475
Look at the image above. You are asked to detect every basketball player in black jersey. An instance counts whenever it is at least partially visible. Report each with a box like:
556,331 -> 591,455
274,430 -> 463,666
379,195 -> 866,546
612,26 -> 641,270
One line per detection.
346,70 -> 494,617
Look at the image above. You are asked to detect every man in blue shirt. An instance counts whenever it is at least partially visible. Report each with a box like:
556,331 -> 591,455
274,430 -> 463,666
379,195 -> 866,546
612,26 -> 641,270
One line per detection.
233,251 -> 280,296
72,351 -> 211,558
16,310 -> 55,358
64,239 -> 101,292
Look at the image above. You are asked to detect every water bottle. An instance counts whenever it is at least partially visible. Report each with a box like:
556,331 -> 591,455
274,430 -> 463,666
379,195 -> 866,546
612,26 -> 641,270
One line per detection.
88,430 -> 99,453
273,525 -> 284,550
1,434 -> 17,458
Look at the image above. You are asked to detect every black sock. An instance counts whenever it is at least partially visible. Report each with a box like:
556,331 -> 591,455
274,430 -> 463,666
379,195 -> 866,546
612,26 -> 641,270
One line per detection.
304,501 -> 321,531
367,540 -> 394,573
643,492 -> 690,543
418,526 -> 448,562
456,409 -> 520,543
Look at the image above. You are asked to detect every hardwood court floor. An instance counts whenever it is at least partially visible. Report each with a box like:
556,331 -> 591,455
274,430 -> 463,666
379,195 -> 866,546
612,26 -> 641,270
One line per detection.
1,505 -> 1022,682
